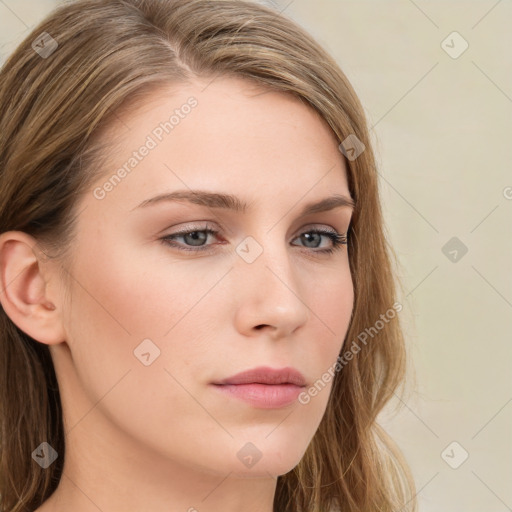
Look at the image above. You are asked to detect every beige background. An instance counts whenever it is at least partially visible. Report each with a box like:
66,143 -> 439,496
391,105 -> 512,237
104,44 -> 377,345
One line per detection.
1,1 -> 511,510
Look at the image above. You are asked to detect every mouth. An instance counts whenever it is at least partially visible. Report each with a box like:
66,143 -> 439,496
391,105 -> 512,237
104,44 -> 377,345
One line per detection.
211,366 -> 307,409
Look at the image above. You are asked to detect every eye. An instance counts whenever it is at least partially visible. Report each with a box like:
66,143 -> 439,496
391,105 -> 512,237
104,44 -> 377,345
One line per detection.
295,229 -> 347,254
160,224 -> 222,254
160,224 -> 348,254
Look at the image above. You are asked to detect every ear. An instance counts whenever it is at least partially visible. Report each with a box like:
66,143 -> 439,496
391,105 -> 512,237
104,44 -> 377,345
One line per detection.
0,231 -> 66,345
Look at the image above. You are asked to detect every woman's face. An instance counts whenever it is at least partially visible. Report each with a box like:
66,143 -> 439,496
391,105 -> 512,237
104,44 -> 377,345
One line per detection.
52,76 -> 354,480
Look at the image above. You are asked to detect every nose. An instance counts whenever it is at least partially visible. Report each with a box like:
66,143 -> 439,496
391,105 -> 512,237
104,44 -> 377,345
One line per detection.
232,237 -> 310,340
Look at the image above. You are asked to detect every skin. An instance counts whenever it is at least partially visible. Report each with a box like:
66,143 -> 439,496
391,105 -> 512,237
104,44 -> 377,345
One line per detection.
0,76 -> 354,512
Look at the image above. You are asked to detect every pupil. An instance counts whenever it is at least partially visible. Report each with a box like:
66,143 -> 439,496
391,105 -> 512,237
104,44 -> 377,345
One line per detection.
186,231 -> 206,246
303,233 -> 320,248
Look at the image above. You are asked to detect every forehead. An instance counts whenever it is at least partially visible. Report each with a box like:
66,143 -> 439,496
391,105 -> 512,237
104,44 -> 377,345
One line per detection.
84,75 -> 351,213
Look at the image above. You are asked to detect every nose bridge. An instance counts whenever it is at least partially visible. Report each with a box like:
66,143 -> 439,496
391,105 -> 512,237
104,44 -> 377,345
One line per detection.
232,228 -> 310,335
237,228 -> 294,290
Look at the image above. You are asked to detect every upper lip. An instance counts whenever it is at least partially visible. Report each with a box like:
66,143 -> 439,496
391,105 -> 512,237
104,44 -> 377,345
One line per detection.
213,366 -> 307,387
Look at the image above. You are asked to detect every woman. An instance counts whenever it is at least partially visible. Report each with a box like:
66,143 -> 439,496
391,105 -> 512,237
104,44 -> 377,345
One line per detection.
0,0 -> 416,510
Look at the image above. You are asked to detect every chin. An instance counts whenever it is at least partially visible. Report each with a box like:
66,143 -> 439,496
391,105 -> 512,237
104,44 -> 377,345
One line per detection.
226,440 -> 306,479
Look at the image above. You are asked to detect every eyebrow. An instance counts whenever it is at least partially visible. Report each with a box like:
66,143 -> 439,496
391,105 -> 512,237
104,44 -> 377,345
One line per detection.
132,189 -> 356,216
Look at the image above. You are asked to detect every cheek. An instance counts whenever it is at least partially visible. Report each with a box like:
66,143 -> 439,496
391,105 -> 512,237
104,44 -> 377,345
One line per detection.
61,247 -> 219,459
308,263 -> 354,352
60,238 -> 189,398
62,233 -> 233,406
67,236 -> 214,341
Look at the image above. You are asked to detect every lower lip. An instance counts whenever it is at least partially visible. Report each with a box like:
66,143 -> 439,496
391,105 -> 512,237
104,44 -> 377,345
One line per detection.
211,383 -> 304,409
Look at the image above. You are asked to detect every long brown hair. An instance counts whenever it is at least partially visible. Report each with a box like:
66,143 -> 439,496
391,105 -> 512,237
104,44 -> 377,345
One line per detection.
0,1 -> 417,510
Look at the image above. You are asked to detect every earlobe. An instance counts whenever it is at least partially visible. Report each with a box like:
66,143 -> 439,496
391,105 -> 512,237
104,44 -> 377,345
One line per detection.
0,231 -> 66,345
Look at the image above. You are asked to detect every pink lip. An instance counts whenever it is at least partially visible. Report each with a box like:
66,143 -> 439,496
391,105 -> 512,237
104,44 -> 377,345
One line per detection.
211,366 -> 307,409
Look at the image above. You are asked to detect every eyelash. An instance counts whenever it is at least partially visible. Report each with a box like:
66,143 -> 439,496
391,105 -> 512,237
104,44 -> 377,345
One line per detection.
160,224 -> 348,255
